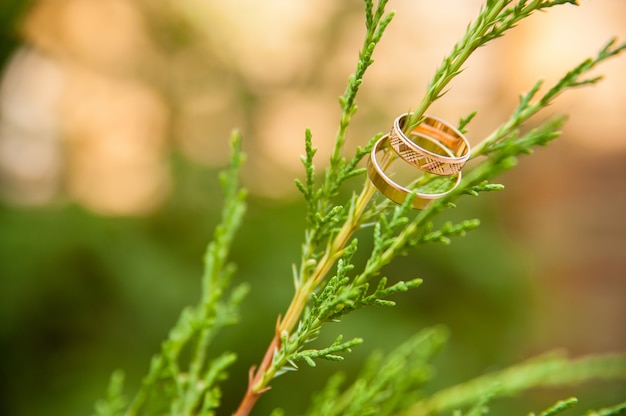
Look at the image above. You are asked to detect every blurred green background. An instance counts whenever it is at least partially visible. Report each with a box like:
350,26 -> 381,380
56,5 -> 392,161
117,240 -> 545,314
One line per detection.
1,1 -> 625,415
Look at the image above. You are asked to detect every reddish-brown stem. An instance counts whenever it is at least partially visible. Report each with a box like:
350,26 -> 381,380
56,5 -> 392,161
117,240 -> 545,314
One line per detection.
232,335 -> 279,416
232,278 -> 318,415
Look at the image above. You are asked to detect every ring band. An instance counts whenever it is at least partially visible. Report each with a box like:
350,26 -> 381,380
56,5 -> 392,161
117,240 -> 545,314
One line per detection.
389,113 -> 470,176
368,134 -> 462,209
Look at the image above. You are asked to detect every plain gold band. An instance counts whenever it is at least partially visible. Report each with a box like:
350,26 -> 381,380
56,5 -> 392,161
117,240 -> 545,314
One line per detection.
368,134 -> 462,209
389,113 -> 470,176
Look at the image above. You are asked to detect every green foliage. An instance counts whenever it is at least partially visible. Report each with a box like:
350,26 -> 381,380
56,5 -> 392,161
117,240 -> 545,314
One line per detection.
406,351 -> 626,415
404,0 -> 579,132
295,337 -> 626,416
94,371 -> 127,416
303,327 -> 449,416
583,402 -> 626,416
294,0 -> 392,286
327,0 -> 393,198
93,132 -> 248,416
472,38 -> 626,157
531,398 -> 579,416
93,1 -> 626,415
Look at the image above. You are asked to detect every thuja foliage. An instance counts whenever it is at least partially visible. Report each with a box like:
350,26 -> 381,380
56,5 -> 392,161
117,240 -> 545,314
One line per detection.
94,134 -> 248,416
94,1 -> 626,415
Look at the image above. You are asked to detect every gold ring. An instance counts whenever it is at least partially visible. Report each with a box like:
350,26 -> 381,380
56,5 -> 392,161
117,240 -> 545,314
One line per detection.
368,134 -> 462,209
389,113 -> 470,176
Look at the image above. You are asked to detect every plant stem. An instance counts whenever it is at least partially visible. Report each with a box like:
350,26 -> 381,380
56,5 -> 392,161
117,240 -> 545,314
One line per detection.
404,0 -> 508,132
232,180 -> 378,416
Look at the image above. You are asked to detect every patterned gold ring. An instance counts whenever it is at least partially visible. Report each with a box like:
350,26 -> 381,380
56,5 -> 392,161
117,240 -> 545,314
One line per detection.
367,134 -> 462,210
390,113 -> 470,176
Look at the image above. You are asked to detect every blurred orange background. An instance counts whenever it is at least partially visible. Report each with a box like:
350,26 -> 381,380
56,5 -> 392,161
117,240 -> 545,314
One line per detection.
0,0 -> 625,414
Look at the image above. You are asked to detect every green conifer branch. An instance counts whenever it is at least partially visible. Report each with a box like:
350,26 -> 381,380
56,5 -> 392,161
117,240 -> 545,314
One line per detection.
252,240 -> 421,387
404,0 -> 579,132
282,33 -> 626,415
262,32 -> 626,412
348,37 -> 626,295
454,397 -> 582,416
236,1 -> 626,412
100,131 -> 248,416
302,327 -> 449,416
583,402 -> 626,416
458,111 -> 478,134
93,1 -> 626,415
453,392 -> 493,416
404,351 -> 626,416
94,370 -> 127,416
302,340 -> 625,416
418,219 -> 482,246
292,335 -> 364,368
472,38 -> 626,157
294,0 -> 392,293
355,104 -> 568,283
323,0 -> 393,207
349,116 -> 559,289
325,0 -> 392,193
533,398 -> 579,416
295,129 -> 318,227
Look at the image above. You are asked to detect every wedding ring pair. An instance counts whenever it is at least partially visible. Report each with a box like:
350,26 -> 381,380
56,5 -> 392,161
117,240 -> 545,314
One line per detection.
368,113 -> 470,209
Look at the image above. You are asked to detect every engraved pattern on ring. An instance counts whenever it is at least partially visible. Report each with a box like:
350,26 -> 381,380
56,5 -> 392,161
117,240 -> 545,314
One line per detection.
388,128 -> 458,175
389,113 -> 469,176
